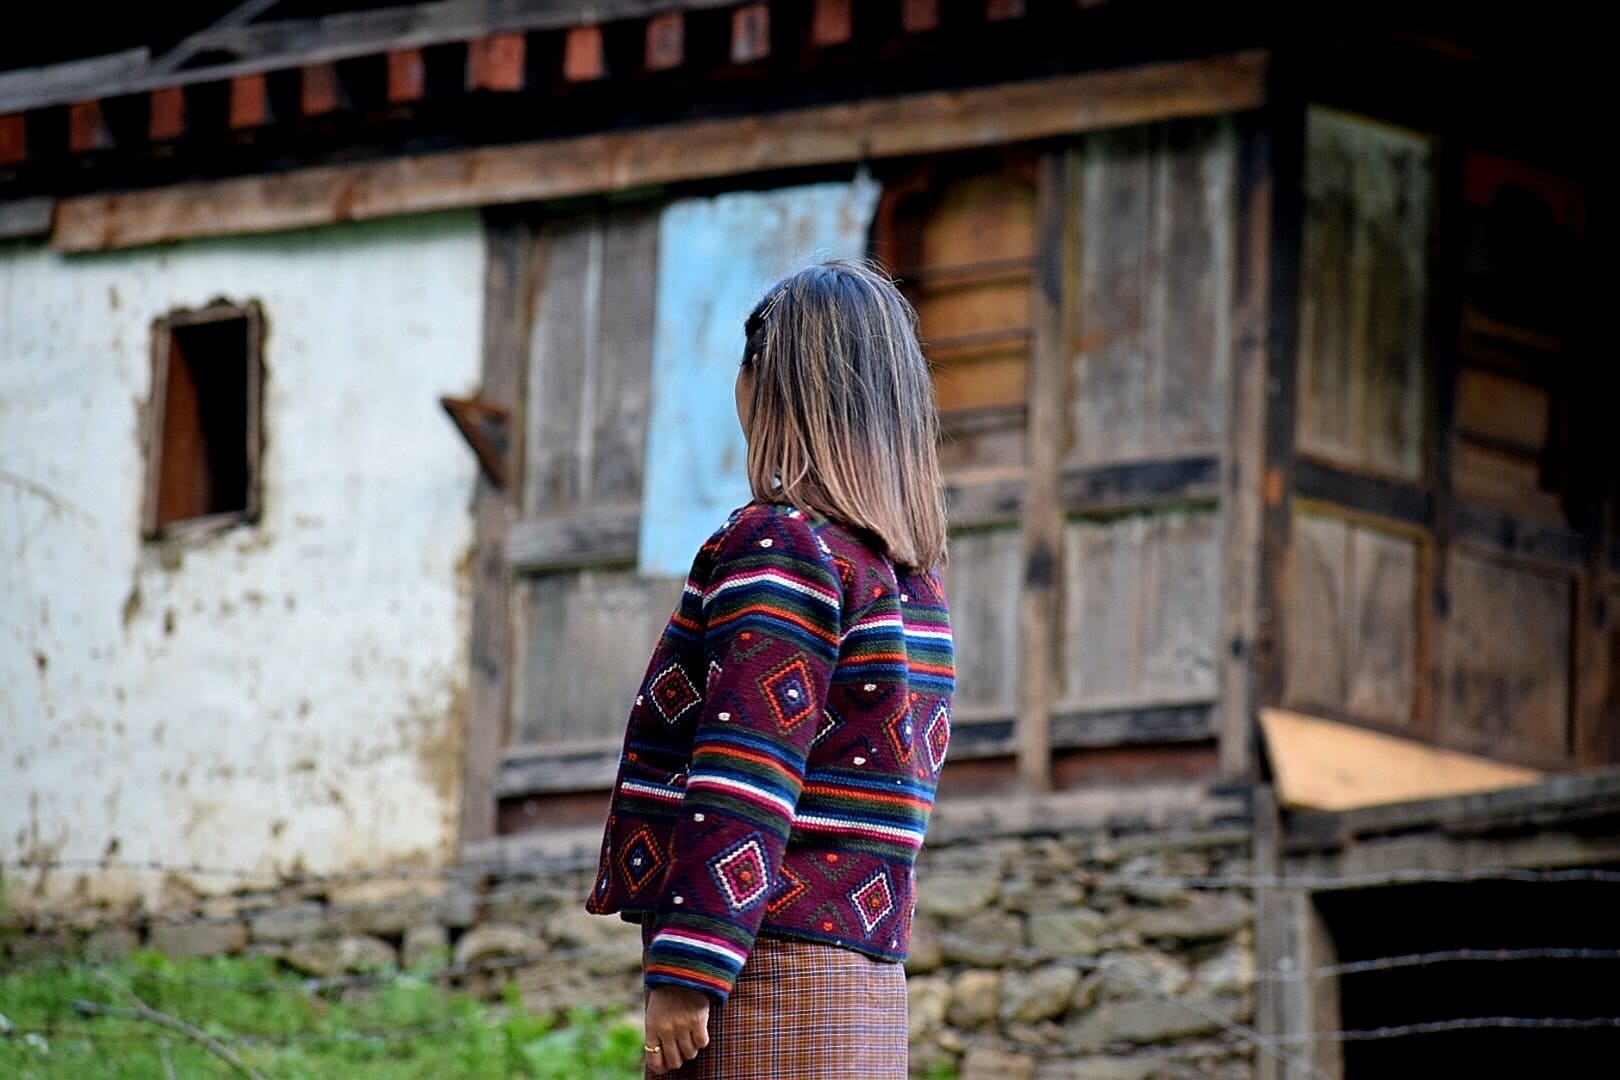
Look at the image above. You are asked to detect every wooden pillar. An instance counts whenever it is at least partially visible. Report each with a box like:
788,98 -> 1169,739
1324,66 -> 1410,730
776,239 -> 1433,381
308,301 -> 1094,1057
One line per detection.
1017,150 -> 1077,791
1218,112 -> 1274,779
1254,61 -> 1307,711
457,210 -> 533,850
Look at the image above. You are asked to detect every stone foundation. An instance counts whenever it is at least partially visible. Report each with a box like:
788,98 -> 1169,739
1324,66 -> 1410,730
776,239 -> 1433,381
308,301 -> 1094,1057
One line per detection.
3,825 -> 1255,1078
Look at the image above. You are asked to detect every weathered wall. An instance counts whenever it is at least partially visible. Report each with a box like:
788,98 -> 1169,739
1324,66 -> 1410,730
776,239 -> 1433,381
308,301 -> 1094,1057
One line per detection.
1,823 -> 1255,1080
0,213 -> 486,912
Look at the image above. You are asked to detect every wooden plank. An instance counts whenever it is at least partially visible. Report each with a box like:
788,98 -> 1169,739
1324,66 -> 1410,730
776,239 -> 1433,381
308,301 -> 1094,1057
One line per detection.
505,506 -> 640,572
1294,455 -> 1429,526
54,52 -> 1269,252
1261,707 -> 1541,812
1217,113 -> 1271,778
520,206 -> 659,519
942,527 -> 1023,716
1062,509 -> 1222,711
945,470 -> 1025,527
0,47 -> 149,114
1058,454 -> 1220,513
924,702 -> 1214,763
457,211 -> 535,852
1253,64 -> 1306,712
498,740 -> 622,796
508,569 -> 683,745
1016,151 -> 1075,791
1284,512 -> 1418,728
1071,118 -> 1235,467
0,196 -> 52,241
1453,499 -> 1587,567
1295,108 -> 1431,480
1439,550 -> 1574,767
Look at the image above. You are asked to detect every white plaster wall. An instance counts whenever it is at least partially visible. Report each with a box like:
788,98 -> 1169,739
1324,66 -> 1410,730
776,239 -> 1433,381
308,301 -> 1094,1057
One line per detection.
0,213 -> 486,912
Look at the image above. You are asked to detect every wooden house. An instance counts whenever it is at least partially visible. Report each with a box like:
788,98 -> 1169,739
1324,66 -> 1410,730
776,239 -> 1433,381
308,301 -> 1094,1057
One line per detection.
1,2 -> 1612,1075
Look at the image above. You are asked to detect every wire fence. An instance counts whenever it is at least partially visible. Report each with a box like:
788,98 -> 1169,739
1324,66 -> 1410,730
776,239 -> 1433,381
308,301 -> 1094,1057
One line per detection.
5,855 -> 1620,1076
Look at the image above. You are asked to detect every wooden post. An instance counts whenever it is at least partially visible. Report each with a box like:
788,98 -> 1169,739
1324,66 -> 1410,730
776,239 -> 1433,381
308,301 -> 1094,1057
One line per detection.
457,210 -> 533,851
149,87 -> 185,141
1016,150 -> 1076,792
1254,61 -> 1306,711
1218,111 -> 1274,779
387,49 -> 426,104
228,74 -> 269,129
564,25 -> 607,82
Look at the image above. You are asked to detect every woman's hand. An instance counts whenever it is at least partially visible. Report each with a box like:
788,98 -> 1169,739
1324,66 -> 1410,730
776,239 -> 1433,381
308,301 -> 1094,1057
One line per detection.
643,985 -> 711,1074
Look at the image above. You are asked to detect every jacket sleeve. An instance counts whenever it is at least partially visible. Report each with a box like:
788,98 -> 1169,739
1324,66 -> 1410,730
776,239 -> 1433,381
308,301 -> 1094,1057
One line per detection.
643,508 -> 842,1000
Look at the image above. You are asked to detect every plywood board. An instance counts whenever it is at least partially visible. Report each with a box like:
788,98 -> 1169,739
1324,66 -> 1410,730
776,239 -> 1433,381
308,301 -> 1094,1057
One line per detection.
1062,508 -> 1220,709
1261,707 -> 1542,811
1070,118 -> 1235,466
1284,511 -> 1417,727
638,176 -> 879,577
1296,108 -> 1430,480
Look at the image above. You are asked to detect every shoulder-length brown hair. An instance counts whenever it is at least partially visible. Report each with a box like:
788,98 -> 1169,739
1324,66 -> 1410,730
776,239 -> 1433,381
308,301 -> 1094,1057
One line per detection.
741,259 -> 947,570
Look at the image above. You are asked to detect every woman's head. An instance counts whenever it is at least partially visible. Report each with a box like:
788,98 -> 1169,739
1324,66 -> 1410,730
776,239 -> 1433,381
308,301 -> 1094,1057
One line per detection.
736,259 -> 947,570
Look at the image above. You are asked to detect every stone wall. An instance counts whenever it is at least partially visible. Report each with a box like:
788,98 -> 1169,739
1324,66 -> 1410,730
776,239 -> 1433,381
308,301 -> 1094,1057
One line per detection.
3,824 -> 1255,1079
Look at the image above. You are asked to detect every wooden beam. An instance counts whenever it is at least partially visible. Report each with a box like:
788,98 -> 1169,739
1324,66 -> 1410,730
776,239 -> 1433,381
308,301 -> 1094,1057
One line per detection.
0,196 -> 52,240
387,49 -> 427,103
0,47 -> 148,115
467,32 -> 527,93
902,0 -> 941,33
563,25 -> 606,82
1217,113 -> 1272,779
229,74 -> 269,129
505,506 -> 640,573
148,87 -> 185,141
1295,456 -> 1430,526
67,100 -> 111,154
730,3 -> 771,65
1253,58 -> 1305,710
644,11 -> 685,71
498,740 -> 622,796
1015,150 -> 1075,792
0,113 -> 25,165
301,63 -> 342,116
456,210 -> 534,852
1060,454 -> 1220,514
53,51 -> 1268,251
812,0 -> 853,46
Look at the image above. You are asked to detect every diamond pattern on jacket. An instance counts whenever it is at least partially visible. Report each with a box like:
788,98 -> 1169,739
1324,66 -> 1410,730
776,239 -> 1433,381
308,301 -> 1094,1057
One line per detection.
709,836 -> 771,911
925,701 -> 951,774
850,869 -> 896,934
766,865 -> 809,915
812,706 -> 843,749
885,705 -> 917,764
649,663 -> 700,725
617,827 -> 665,894
760,658 -> 816,733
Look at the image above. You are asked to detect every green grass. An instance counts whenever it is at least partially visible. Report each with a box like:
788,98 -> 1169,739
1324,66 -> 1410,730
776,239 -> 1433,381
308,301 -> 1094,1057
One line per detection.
0,950 -> 644,1079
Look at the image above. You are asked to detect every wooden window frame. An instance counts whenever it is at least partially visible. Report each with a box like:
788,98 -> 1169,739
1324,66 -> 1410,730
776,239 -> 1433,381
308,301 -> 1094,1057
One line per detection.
142,301 -> 265,541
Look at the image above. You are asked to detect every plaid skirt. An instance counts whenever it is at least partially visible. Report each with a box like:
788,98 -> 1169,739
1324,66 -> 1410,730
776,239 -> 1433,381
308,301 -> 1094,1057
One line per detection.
641,925 -> 909,1079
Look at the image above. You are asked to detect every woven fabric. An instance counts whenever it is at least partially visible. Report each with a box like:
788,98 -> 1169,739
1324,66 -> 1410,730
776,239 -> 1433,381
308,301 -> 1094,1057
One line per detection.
644,927 -> 909,1080
587,500 -> 955,1001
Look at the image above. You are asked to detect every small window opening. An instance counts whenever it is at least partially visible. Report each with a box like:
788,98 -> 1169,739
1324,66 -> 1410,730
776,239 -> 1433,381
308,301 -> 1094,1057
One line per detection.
144,302 -> 263,539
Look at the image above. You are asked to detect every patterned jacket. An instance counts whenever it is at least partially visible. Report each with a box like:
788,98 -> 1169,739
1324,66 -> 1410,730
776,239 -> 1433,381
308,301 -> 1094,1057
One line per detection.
586,500 -> 954,1001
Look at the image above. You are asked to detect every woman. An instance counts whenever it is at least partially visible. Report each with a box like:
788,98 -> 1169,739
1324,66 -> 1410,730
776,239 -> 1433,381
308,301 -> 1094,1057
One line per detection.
586,259 -> 955,1078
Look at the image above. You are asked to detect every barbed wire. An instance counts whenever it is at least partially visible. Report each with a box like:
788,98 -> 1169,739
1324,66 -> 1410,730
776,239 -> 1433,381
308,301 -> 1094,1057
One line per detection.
1263,946 -> 1620,982
7,855 -> 1620,894
1271,1016 -> 1620,1044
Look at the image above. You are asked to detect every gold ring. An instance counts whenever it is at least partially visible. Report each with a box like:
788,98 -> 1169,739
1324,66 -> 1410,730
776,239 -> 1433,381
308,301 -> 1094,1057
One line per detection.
644,1044 -> 661,1054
